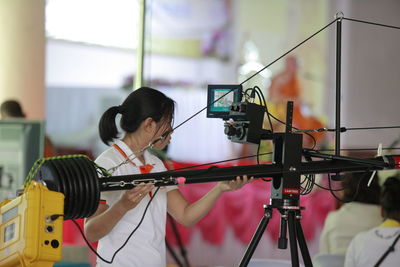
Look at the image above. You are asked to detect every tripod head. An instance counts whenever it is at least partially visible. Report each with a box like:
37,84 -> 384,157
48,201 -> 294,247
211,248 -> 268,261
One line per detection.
207,86 -> 304,207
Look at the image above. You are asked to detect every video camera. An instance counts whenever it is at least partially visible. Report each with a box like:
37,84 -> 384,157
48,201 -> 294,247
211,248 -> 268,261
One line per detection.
206,84 -> 272,144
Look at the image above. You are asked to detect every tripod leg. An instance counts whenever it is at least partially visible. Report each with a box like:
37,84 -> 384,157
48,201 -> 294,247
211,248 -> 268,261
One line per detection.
239,206 -> 272,267
166,239 -> 184,267
295,215 -> 313,267
287,211 -> 300,267
278,212 -> 288,249
168,214 -> 191,267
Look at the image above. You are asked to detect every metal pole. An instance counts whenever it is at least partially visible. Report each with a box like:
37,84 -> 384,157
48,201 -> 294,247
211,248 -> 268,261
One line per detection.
134,0 -> 146,90
335,12 -> 343,156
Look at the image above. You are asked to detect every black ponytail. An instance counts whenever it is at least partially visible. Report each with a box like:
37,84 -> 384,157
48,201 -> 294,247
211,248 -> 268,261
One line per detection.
98,87 -> 175,146
381,176 -> 400,220
99,106 -> 120,145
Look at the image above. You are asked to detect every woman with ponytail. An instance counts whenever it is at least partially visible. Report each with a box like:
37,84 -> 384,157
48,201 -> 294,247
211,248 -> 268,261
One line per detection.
84,87 -> 251,267
345,176 -> 400,267
319,172 -> 382,255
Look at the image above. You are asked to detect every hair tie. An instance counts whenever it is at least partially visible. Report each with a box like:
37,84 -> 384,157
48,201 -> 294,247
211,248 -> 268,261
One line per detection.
117,105 -> 124,114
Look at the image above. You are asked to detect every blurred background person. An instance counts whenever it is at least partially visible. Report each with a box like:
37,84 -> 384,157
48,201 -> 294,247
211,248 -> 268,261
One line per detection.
0,99 -> 54,157
0,99 -> 25,118
266,55 -> 326,149
319,171 -> 382,255
345,176 -> 400,267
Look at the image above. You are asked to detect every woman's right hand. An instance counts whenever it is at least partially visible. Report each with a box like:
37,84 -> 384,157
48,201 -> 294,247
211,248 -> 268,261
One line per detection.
116,183 -> 154,213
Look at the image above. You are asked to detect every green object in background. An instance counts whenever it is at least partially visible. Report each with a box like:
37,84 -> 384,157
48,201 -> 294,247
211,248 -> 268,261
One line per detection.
0,119 -> 44,201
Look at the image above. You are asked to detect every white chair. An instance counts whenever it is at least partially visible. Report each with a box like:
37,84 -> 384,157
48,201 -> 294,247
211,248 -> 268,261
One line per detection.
312,253 -> 345,267
248,258 -> 305,267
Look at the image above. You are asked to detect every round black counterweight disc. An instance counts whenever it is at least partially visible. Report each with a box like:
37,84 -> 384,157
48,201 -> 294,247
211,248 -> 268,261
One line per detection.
74,157 -> 99,218
33,156 -> 101,220
33,160 -> 62,193
69,158 -> 89,219
52,159 -> 75,219
60,158 -> 82,220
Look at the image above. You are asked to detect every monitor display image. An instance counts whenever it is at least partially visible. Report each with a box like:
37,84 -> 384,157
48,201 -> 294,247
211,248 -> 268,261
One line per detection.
206,84 -> 242,119
210,89 -> 235,112
0,120 -> 44,201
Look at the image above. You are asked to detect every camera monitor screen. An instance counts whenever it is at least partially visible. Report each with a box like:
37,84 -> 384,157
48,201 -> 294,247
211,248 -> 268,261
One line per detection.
206,84 -> 242,119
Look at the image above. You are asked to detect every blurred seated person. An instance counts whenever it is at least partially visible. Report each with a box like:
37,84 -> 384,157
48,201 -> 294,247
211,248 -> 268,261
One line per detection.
345,177 -> 400,267
1,99 -> 54,157
319,172 -> 382,255
269,55 -> 301,102
267,55 -> 325,147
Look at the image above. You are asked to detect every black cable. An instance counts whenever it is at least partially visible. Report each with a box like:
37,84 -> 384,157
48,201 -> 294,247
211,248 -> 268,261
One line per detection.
70,187 -> 160,264
312,180 -> 345,192
300,173 -> 346,192
251,87 -> 268,165
171,152 -> 273,171
343,17 -> 400,31
138,15 -> 400,184
267,110 -> 317,149
89,15 -> 400,263
300,174 -> 314,195
244,88 -> 253,101
144,18 -> 348,169
170,151 -> 274,183
327,174 -> 341,201
168,18 -> 338,135
171,88 -> 236,133
240,18 -> 338,86
257,88 -> 274,134
301,154 -> 343,193
306,133 -> 317,150
252,85 -> 317,162
253,86 -> 274,134
302,125 -> 400,133
327,172 -> 368,203
318,147 -> 400,152
252,85 -> 275,166
252,85 -> 319,165
345,126 -> 400,131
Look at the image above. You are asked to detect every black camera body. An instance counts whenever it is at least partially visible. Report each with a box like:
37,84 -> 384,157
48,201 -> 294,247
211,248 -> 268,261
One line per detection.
224,102 -> 269,144
207,84 -> 272,144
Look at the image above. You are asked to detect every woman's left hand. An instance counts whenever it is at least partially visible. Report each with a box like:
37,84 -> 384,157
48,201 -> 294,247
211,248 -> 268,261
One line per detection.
217,175 -> 253,193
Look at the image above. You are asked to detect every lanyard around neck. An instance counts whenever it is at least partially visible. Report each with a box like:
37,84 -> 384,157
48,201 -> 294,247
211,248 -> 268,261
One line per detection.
113,143 -> 155,198
112,144 -> 154,174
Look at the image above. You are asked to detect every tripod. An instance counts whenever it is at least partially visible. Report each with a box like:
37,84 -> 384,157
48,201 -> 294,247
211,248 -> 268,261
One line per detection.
239,102 -> 313,267
239,204 -> 312,267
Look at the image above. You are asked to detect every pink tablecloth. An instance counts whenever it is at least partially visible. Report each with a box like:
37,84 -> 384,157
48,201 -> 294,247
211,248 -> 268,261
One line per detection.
165,160 -> 336,246
166,179 -> 335,246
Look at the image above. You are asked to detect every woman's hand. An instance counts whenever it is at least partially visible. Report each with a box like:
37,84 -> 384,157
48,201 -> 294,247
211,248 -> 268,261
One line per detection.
154,132 -> 171,150
217,175 -> 253,193
115,183 -> 154,214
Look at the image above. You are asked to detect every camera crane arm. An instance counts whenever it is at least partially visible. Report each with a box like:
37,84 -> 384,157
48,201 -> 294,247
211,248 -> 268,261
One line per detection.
99,153 -> 399,191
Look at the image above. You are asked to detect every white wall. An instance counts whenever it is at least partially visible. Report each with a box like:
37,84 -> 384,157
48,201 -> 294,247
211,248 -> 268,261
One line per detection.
328,0 -> 400,149
46,39 -> 236,89
46,39 -> 238,160
46,40 -> 136,88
